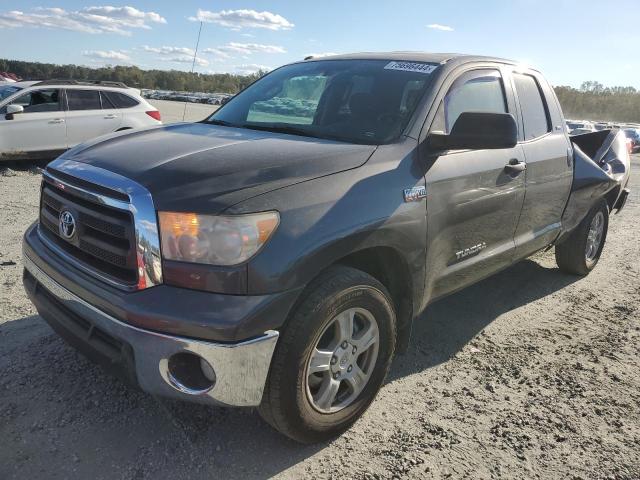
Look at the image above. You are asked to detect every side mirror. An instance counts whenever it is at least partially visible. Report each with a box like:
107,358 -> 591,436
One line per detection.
428,111 -> 518,151
5,104 -> 24,120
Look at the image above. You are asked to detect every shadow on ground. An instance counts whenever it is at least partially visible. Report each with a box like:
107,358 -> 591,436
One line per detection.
0,258 -> 578,479
389,258 -> 579,381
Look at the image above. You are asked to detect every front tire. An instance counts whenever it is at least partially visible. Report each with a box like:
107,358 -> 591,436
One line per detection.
555,199 -> 609,275
259,266 -> 396,443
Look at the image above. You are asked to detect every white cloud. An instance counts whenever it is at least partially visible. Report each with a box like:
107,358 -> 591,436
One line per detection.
82,50 -> 131,63
189,9 -> 293,31
141,45 -> 208,67
427,23 -> 453,31
143,45 -> 195,56
0,6 -> 166,36
234,64 -> 272,75
169,56 -> 209,67
203,42 -> 286,60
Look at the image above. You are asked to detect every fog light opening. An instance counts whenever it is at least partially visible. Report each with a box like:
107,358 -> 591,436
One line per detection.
166,352 -> 216,395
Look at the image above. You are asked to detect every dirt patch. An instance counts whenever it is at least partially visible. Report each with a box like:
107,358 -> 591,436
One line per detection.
0,158 -> 638,479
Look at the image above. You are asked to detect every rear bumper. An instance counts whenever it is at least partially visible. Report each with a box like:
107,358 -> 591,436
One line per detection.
23,254 -> 279,407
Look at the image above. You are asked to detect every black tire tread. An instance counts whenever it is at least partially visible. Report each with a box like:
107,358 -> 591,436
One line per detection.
258,265 -> 395,443
555,199 -> 608,276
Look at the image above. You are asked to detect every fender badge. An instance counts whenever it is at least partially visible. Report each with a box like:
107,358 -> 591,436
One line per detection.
403,186 -> 427,202
455,242 -> 487,261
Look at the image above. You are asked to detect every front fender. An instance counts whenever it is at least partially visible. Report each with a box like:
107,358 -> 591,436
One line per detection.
227,141 -> 427,311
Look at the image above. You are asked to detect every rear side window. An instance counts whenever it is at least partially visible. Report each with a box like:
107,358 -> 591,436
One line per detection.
103,91 -> 139,109
67,90 -> 102,111
434,70 -> 507,133
513,73 -> 551,140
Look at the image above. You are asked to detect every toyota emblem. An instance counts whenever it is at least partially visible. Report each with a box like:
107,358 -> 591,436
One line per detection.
58,210 -> 76,240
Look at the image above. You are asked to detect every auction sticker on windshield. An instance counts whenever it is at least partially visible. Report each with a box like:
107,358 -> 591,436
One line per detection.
384,61 -> 438,74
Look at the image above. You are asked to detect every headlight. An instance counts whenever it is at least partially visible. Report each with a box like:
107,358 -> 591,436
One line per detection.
158,211 -> 279,266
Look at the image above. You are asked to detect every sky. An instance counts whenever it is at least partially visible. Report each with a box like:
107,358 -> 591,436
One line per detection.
1,0 -> 639,88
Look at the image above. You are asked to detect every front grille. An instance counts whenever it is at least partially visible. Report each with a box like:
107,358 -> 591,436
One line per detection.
39,179 -> 138,285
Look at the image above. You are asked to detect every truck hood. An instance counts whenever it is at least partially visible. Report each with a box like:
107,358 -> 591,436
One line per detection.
60,122 -> 376,212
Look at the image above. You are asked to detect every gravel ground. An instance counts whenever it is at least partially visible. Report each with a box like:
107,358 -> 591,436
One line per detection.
0,153 -> 638,480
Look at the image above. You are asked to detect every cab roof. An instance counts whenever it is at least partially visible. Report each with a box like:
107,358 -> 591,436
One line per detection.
302,51 -> 518,67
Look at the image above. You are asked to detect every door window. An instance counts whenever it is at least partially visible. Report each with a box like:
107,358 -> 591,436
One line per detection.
513,73 -> 551,140
6,89 -> 61,113
434,70 -> 507,133
99,91 -> 116,109
66,90 -> 102,111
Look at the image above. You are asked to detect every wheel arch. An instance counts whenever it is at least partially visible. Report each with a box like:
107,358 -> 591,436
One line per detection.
334,246 -> 414,354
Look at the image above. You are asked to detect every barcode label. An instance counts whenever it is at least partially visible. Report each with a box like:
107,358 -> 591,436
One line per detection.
384,61 -> 438,74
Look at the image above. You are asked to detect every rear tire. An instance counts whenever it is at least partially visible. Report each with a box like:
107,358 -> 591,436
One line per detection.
259,266 -> 396,443
555,199 -> 609,275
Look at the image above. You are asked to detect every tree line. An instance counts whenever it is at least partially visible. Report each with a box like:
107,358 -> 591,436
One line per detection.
554,82 -> 640,123
2,59 -> 639,123
0,58 -> 265,94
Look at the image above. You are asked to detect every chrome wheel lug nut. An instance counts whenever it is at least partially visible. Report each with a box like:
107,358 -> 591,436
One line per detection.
333,372 -> 340,380
330,355 -> 337,365
347,365 -> 353,373
352,346 -> 357,354
341,341 -> 348,349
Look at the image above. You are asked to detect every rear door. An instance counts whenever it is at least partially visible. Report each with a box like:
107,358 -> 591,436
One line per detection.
101,90 -> 141,124
508,70 -> 573,259
0,88 -> 67,155
64,88 -> 121,147
423,67 -> 527,300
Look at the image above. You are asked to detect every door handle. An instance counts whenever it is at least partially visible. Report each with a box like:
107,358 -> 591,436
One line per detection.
48,118 -> 65,124
103,114 -> 117,119
504,158 -> 526,173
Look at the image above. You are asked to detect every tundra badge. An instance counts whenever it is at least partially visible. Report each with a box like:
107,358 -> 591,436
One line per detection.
403,186 -> 427,202
455,242 -> 487,260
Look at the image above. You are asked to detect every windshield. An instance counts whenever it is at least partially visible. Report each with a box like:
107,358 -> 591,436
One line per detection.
0,85 -> 21,102
205,59 -> 438,144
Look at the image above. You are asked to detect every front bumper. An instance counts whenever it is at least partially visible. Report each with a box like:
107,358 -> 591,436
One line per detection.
23,254 -> 279,407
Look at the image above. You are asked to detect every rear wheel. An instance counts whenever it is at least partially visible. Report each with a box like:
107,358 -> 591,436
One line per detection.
259,266 -> 396,443
555,199 -> 609,275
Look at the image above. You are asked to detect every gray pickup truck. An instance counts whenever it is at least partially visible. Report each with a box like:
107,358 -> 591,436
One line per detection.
22,53 -> 630,443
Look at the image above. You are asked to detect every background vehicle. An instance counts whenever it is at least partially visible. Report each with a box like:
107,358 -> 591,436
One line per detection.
566,120 -> 595,132
570,127 -> 597,135
0,80 -> 161,161
623,128 -> 640,152
22,53 -> 630,443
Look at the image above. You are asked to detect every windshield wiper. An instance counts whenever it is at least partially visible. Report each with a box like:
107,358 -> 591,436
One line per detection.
239,123 -> 317,137
203,118 -> 238,127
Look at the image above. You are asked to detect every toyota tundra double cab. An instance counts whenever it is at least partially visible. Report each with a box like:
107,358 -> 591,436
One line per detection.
22,53 -> 630,443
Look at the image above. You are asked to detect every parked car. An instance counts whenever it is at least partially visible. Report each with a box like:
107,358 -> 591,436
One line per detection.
567,121 -> 596,132
22,53 -> 630,443
623,128 -> 640,153
570,127 -> 598,136
0,80 -> 161,161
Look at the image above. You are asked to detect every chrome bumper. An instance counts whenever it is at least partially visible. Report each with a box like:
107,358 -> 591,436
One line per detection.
23,255 -> 279,407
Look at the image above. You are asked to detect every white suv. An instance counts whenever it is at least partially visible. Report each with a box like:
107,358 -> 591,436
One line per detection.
0,80 -> 162,161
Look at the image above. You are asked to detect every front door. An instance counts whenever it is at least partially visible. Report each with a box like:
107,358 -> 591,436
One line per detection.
423,68 -> 526,301
0,88 -> 67,157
